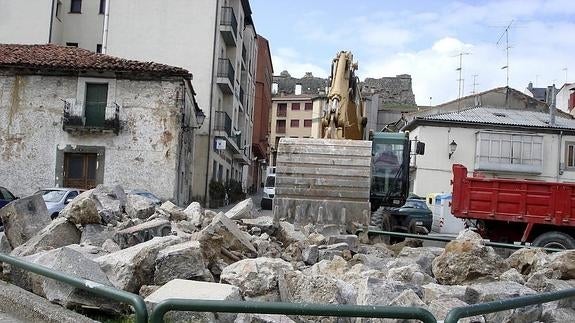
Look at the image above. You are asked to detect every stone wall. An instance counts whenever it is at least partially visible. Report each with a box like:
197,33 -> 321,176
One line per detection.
362,74 -> 416,105
0,72 -> 191,201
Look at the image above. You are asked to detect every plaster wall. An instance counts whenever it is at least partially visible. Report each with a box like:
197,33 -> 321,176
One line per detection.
0,0 -> 52,44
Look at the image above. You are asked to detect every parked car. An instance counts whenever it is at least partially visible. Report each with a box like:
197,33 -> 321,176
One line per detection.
0,186 -> 18,210
34,188 -> 84,219
260,173 -> 276,210
126,189 -> 163,205
389,197 -> 433,234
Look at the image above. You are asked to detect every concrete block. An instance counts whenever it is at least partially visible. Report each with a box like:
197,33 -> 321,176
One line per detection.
113,218 -> 171,248
0,195 -> 50,248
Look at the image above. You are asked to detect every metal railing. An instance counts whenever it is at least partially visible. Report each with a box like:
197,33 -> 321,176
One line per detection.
217,58 -> 235,84
149,299 -> 438,323
0,252 -> 147,323
214,111 -> 232,137
220,6 -> 237,36
444,288 -> 575,323
62,99 -> 121,134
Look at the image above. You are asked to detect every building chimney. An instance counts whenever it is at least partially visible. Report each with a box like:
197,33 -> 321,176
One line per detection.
295,83 -> 302,95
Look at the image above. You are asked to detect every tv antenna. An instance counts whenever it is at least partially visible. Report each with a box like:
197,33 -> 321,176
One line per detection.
496,20 -> 514,87
563,67 -> 568,84
453,51 -> 471,111
471,74 -> 479,94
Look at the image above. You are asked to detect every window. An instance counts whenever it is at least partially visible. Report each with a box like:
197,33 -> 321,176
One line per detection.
566,142 -> 575,169
292,103 -> 300,110
290,119 -> 299,127
304,102 -> 313,110
475,131 -> 543,173
96,44 -> 102,53
66,42 -> 78,47
70,0 -> 81,13
85,83 -> 108,127
277,103 -> 287,117
99,0 -> 106,14
276,120 -> 286,133
304,119 -> 312,127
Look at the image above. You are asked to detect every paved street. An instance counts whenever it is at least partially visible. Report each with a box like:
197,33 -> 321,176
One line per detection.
0,310 -> 24,323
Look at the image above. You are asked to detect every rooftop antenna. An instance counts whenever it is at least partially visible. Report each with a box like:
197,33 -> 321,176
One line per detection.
453,51 -> 471,112
563,67 -> 568,84
471,74 -> 479,94
496,20 -> 514,88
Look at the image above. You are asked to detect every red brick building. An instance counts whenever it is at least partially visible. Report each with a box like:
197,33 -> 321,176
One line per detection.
250,35 -> 273,190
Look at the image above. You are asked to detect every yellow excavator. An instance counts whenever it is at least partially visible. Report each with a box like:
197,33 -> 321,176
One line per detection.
274,51 -> 421,235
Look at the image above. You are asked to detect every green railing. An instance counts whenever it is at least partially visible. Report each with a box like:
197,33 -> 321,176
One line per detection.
365,229 -> 566,252
0,252 -> 148,323
149,299 -> 438,323
444,288 -> 575,323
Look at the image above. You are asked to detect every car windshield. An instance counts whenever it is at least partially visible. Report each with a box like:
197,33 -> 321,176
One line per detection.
265,176 -> 275,187
36,190 -> 66,203
403,200 -> 428,210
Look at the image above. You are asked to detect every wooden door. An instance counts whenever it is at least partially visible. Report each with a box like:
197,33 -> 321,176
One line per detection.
64,153 -> 97,189
85,83 -> 108,127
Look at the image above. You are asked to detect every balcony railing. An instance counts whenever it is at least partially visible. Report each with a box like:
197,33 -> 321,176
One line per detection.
62,100 -> 120,135
217,58 -> 235,85
213,111 -> 232,137
220,7 -> 237,46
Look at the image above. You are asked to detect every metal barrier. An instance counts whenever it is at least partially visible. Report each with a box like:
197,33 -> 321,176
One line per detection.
365,230 -> 565,252
0,252 -> 148,323
444,288 -> 575,323
149,299 -> 438,323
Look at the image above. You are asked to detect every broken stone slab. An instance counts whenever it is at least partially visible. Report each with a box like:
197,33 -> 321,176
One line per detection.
277,221 -> 306,245
305,256 -> 350,279
11,246 -> 121,313
241,216 -> 276,236
464,281 -> 541,323
547,250 -> 575,279
60,190 -> 101,226
65,243 -> 107,259
92,185 -> 124,218
225,198 -> 254,220
126,194 -> 156,219
11,217 -> 81,257
428,298 -> 485,323
506,248 -> 550,276
95,235 -> 181,292
397,246 -> 443,276
306,232 -> 326,246
456,229 -> 484,241
432,238 -> 509,285
357,243 -> 395,259
386,263 -> 435,286
302,245 -> 319,265
113,218 -> 172,249
0,194 -> 51,248
80,224 -> 115,247
197,213 -> 257,267
139,285 -> 160,298
101,238 -> 121,253
541,307 -> 575,323
220,257 -> 293,302
184,201 -> 202,216
0,232 -> 12,253
327,235 -> 358,252
356,277 -> 422,306
145,279 -> 242,323
422,283 -> 468,303
154,240 -> 213,285
234,313 -> 297,323
499,268 -> 526,284
349,253 -> 391,272
159,201 -> 187,221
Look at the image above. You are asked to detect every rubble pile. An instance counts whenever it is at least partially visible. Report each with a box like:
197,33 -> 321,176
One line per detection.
0,186 -> 574,323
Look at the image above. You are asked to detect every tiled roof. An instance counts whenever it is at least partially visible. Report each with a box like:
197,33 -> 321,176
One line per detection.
528,87 -> 547,100
0,44 -> 190,77
405,106 -> 575,131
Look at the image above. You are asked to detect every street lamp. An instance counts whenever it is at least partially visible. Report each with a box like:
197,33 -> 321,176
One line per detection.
449,140 -> 457,159
195,109 -> 206,129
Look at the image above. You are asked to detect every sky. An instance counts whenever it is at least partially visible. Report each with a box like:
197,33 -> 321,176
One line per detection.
249,0 -> 574,105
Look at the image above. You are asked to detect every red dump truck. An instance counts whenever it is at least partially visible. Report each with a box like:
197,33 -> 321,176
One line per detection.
451,164 -> 575,249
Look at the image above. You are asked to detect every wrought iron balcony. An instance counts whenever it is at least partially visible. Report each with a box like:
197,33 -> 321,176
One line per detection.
217,58 -> 235,94
62,100 -> 121,135
220,7 -> 237,47
213,111 -> 232,137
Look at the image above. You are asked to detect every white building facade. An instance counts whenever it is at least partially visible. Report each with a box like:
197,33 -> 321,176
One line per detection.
0,0 -> 258,205
403,107 -> 575,197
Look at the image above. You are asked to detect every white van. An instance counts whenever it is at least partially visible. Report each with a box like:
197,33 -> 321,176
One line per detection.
261,173 -> 275,210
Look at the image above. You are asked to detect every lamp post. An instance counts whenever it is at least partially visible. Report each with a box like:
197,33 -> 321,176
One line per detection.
449,140 -> 457,159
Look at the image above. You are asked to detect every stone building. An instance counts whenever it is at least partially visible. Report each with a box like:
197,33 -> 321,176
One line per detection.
0,0 -> 260,205
273,71 -> 328,95
0,44 -> 203,205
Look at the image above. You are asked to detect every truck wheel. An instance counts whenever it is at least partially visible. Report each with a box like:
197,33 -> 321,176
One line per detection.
532,232 -> 575,250
370,207 -> 391,231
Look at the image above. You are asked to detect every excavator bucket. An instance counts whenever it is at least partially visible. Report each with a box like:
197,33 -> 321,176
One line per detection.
273,137 -> 372,233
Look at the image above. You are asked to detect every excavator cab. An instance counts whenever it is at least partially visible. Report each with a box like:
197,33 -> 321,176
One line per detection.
370,132 -> 411,211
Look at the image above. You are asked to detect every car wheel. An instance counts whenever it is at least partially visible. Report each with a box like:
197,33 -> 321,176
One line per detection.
532,231 -> 575,250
